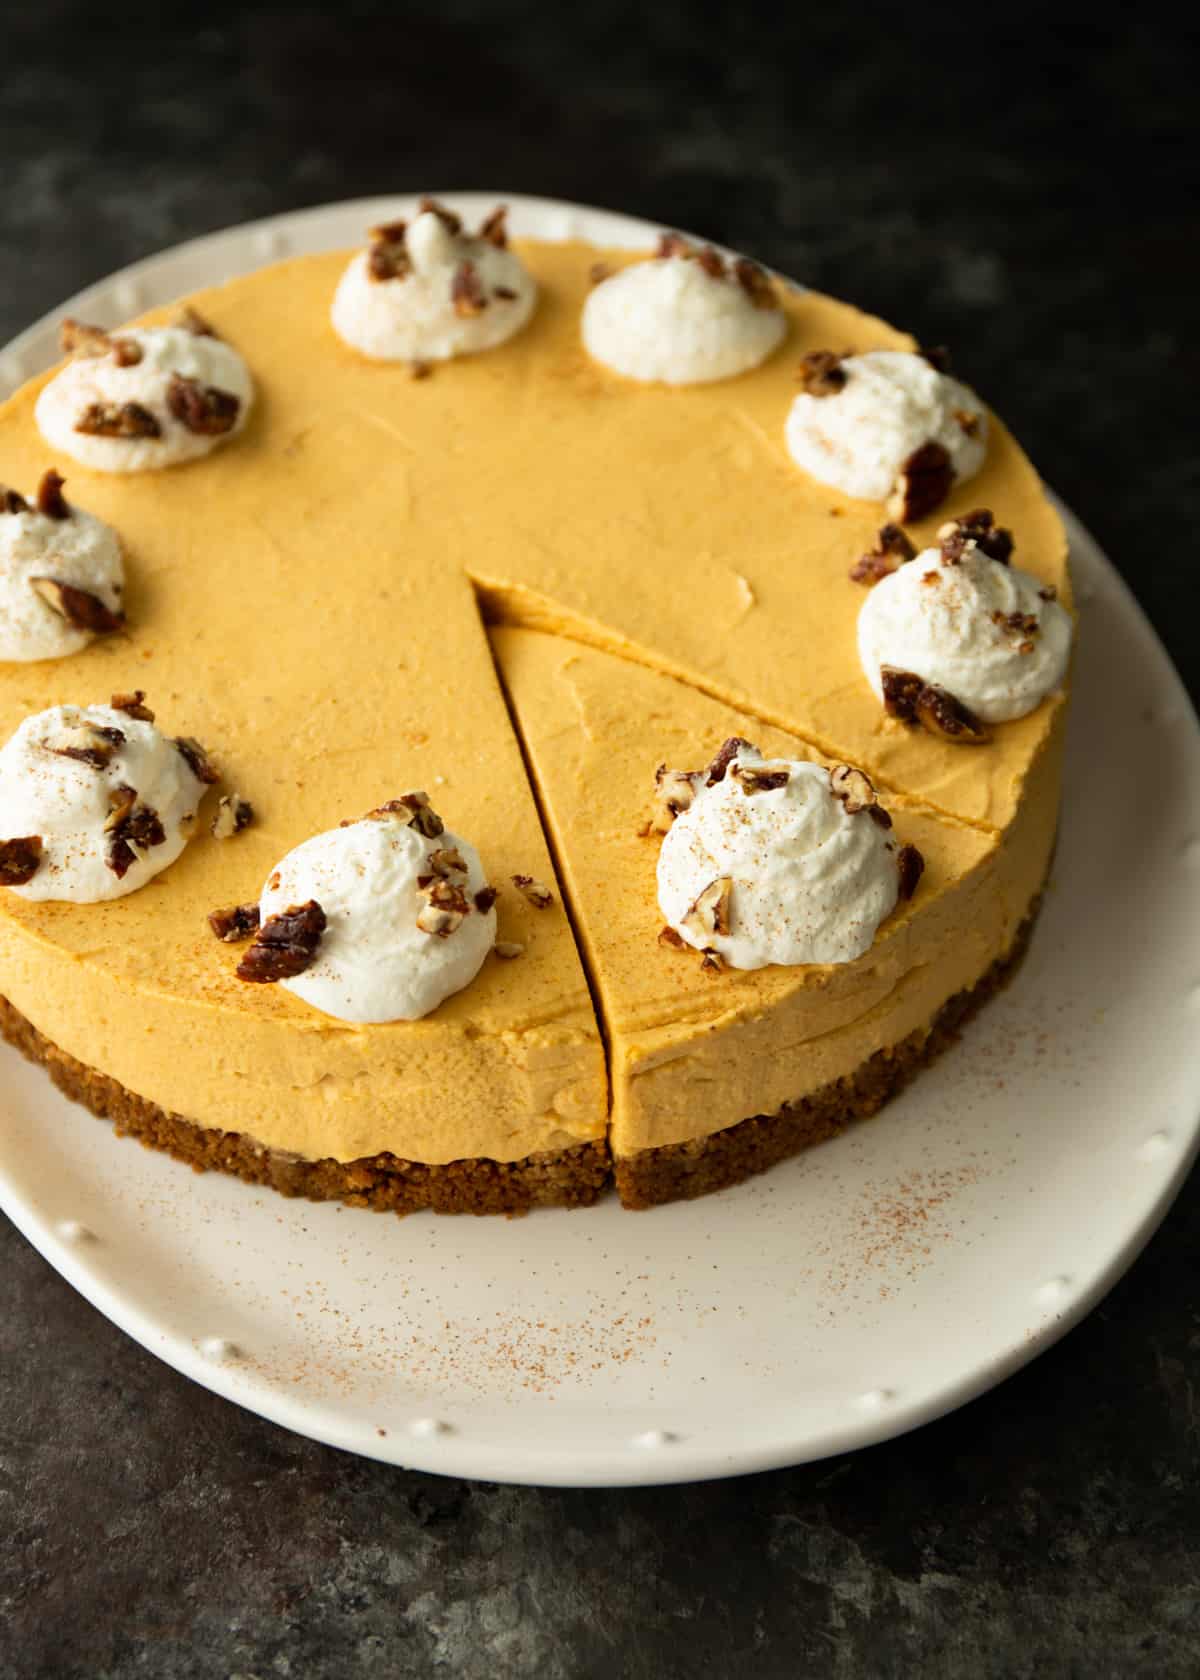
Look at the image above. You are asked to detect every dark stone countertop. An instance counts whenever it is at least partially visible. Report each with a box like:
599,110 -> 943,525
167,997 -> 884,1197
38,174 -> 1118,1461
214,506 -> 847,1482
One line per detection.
1,7 -> 1197,1677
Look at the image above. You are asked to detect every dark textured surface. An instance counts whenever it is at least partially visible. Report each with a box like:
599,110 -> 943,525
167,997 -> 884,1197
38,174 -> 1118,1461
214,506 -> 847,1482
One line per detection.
2,5 -> 1198,1677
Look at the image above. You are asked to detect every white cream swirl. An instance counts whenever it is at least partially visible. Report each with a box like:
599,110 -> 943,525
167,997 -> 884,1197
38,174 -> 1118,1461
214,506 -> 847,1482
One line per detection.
256,805 -> 497,1023
0,482 -> 124,661
331,204 -> 536,362
857,545 -> 1073,723
35,326 -> 253,473
582,248 -> 785,384
785,350 -> 986,501
657,746 -> 901,968
0,703 -> 211,902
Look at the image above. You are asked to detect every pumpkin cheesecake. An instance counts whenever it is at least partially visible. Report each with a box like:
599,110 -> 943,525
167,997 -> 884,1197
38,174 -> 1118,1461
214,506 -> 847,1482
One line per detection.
0,213 -> 1071,1213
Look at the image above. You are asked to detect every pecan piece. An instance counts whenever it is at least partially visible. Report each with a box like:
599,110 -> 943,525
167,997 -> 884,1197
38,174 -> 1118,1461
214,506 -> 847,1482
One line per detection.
652,765 -> 700,833
0,485 -> 29,513
450,260 -> 487,317
44,721 -> 125,770
176,305 -> 217,337
30,576 -> 124,634
706,737 -> 757,786
954,408 -> 981,438
367,792 -> 444,839
474,885 -> 499,913
211,794 -> 254,839
850,522 -> 916,585
734,256 -> 775,309
478,206 -> 508,248
0,836 -> 43,886
419,197 -> 462,235
696,245 -> 727,280
700,949 -> 725,976
881,666 -> 991,744
426,847 -> 468,879
35,470 -> 70,519
1039,584 -> 1057,603
937,508 -> 1014,565
887,442 -> 954,523
512,873 -> 554,909
237,900 -> 326,982
493,285 -> 518,301
731,762 -> 789,795
797,350 -> 848,396
656,231 -> 691,259
658,925 -> 686,950
829,763 -> 877,814
410,359 -> 432,381
367,221 -> 411,282
896,843 -> 925,900
416,878 -> 470,938
681,877 -> 733,942
991,609 -> 1039,637
175,736 -> 220,785
110,690 -> 154,722
75,402 -> 161,439
60,318 -> 141,364
105,787 -> 166,879
920,345 -> 953,374
166,374 -> 240,436
208,901 -> 261,943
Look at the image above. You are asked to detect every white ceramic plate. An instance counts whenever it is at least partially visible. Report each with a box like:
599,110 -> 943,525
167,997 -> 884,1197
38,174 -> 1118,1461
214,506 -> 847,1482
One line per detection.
1,197 -> 1198,1489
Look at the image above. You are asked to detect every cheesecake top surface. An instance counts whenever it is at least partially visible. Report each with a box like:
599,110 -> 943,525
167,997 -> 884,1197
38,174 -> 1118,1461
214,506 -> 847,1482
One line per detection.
0,239 -> 1069,1163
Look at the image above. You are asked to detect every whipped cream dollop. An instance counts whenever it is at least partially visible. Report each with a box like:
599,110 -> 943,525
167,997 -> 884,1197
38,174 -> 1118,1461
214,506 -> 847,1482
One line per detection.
785,349 -> 986,505
0,473 -> 125,661
35,317 -> 254,473
0,701 -> 213,902
252,798 -> 497,1023
857,541 -> 1073,724
331,201 -> 536,363
657,743 -> 903,969
582,237 -> 785,384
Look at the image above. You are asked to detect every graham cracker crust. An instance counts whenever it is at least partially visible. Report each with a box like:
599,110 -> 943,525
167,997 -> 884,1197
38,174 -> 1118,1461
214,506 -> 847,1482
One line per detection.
0,902 -> 1038,1217
0,993 -> 609,1216
614,902 -> 1040,1209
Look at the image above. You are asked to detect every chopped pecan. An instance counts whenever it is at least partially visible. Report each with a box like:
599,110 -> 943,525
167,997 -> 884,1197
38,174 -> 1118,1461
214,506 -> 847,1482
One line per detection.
416,878 -> 470,938
954,408 -> 981,438
450,260 -> 487,317
734,256 -> 775,309
367,221 -> 411,282
1039,584 -> 1057,602
681,877 -> 733,942
991,609 -> 1039,636
43,721 -> 125,770
175,737 -> 220,785
0,486 -> 29,513
731,762 -> 789,795
652,765 -> 700,832
696,245 -> 727,280
658,925 -> 686,950
30,576 -> 124,634
176,305 -> 217,337
166,374 -> 240,436
474,885 -> 499,913
921,570 -> 940,586
211,794 -> 254,839
887,442 -> 954,523
700,949 -> 725,976
829,763 -> 877,814
410,359 -> 432,380
60,318 -> 141,364
419,197 -> 462,235
850,522 -> 916,585
797,349 -> 847,396
237,900 -> 326,982
0,836 -> 43,886
105,787 -> 166,879
512,873 -> 553,909
426,847 -> 468,879
75,402 -> 161,439
35,470 -> 70,519
920,345 -> 953,374
937,508 -> 1014,565
208,901 -> 260,943
656,231 -> 691,259
110,690 -> 154,722
367,792 -> 444,839
881,665 -> 991,744
478,206 -> 508,248
493,285 -> 518,301
494,941 -> 525,960
896,843 -> 925,900
706,737 -> 757,786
